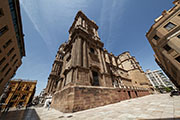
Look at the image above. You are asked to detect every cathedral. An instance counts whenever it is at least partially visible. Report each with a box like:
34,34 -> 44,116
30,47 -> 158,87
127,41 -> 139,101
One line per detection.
45,11 -> 153,112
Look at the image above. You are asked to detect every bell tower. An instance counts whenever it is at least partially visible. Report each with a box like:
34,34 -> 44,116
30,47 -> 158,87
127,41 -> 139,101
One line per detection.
59,11 -> 105,87
69,11 -> 100,42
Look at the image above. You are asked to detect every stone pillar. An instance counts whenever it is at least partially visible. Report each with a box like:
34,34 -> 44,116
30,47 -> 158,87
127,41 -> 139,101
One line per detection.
71,40 -> 77,66
73,69 -> 78,84
49,79 -> 54,93
47,79 -> 52,93
77,37 -> 82,66
93,28 -> 96,36
98,49 -> 105,73
83,20 -> 85,28
83,40 -> 88,68
101,51 -> 108,73
52,63 -> 56,72
56,80 -> 60,91
48,79 -> 53,93
52,81 -> 56,92
46,79 -> 51,93
78,17 -> 82,26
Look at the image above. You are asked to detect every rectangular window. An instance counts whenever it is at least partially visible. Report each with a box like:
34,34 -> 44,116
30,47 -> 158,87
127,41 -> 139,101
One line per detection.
21,95 -> 26,100
164,22 -> 176,31
0,57 -> 6,65
163,44 -> 172,51
12,59 -> 18,66
0,78 -> 3,84
10,54 -> 16,62
12,95 -> 18,100
171,66 -> 177,78
18,102 -> 23,106
7,47 -> 15,56
25,86 -> 30,91
0,26 -> 8,36
0,8 -> 4,17
4,68 -> 11,77
153,35 -> 160,40
3,39 -> 12,49
177,35 -> 180,39
17,86 -> 21,91
9,102 -> 14,107
1,63 -> 9,73
175,56 -> 180,63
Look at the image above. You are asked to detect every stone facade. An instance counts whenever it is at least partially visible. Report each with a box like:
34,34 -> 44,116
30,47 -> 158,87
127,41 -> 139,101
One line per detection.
146,0 -> 180,88
45,11 -> 152,112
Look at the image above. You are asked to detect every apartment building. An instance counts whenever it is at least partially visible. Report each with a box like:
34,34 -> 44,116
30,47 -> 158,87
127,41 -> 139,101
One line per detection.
146,0 -> 180,88
0,0 -> 25,96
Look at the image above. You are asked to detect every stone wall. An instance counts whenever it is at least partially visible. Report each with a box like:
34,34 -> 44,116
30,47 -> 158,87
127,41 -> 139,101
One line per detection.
51,86 -> 75,112
51,85 -> 149,113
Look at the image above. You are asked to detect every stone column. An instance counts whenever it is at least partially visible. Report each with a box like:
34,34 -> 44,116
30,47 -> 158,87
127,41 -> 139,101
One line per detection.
78,17 -> 82,26
102,51 -> 108,73
71,40 -> 77,66
52,63 -> 56,71
49,80 -> 54,93
48,79 -> 53,93
58,80 -> 63,90
47,79 -> 52,93
83,20 -> 85,28
46,79 -> 51,93
98,49 -> 105,73
83,40 -> 88,67
56,65 -> 60,75
73,69 -> 78,84
56,80 -> 60,91
77,37 -> 82,66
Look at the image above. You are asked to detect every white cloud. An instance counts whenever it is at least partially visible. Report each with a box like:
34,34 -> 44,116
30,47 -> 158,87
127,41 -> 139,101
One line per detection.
99,0 -> 128,50
20,0 -> 88,54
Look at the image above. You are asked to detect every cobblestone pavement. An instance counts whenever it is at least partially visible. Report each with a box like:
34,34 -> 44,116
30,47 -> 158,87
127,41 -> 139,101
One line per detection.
1,94 -> 180,120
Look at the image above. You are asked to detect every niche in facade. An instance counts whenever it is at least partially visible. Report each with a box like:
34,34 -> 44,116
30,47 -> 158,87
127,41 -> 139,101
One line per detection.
92,71 -> 99,86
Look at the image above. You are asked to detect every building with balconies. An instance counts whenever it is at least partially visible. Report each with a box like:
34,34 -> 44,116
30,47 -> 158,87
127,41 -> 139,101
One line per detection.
1,79 -> 36,110
0,0 -> 25,96
145,69 -> 176,89
146,0 -> 180,88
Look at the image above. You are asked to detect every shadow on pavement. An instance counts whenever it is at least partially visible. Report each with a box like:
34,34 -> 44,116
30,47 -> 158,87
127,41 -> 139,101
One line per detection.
141,118 -> 180,120
0,108 -> 40,120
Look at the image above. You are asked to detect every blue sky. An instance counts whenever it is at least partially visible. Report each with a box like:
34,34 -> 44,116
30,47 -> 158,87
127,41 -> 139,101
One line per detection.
14,0 -> 174,95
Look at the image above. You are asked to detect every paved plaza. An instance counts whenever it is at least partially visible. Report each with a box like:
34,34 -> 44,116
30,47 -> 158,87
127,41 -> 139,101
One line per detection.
0,93 -> 180,120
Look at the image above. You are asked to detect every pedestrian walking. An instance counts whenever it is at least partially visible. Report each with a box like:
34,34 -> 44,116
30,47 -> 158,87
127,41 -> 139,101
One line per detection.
47,101 -> 51,110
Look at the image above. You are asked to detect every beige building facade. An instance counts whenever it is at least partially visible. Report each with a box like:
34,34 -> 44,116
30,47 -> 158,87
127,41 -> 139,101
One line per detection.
45,11 -> 152,112
0,0 -> 25,96
146,0 -> 180,88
